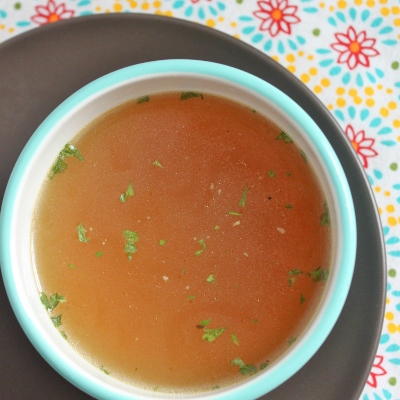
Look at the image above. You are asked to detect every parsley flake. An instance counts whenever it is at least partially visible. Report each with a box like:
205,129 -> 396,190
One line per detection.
77,224 -> 90,243
231,333 -> 239,345
260,361 -> 269,370
68,263 -> 77,269
288,277 -> 295,287
99,365 -> 110,375
276,131 -> 293,143
268,170 -> 275,178
214,225 -> 220,230
300,294 -> 306,304
123,230 -> 139,260
301,150 -> 308,163
206,274 -> 215,283
320,202 -> 330,226
286,171 -> 292,177
95,251 -> 103,257
311,266 -> 329,282
202,327 -> 226,342
50,315 -> 62,327
288,337 -> 297,346
180,92 -> 204,100
137,95 -> 150,104
212,386 -> 220,390
120,182 -> 134,202
195,239 -> 206,256
230,358 -> 257,376
238,186 -> 248,208
159,240 -> 167,246
153,160 -> 163,168
188,295 -> 195,300
200,319 -> 211,327
228,211 -> 242,216
60,331 -> 67,340
288,269 -> 303,276
285,204 -> 293,209
49,143 -> 84,179
40,292 -> 66,312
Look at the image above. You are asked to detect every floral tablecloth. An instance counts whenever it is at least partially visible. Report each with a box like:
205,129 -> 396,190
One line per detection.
0,0 -> 399,398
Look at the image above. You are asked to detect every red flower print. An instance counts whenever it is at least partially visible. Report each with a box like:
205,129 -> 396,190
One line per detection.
331,26 -> 379,70
345,124 -> 378,168
253,0 -> 300,37
31,0 -> 74,26
367,355 -> 387,388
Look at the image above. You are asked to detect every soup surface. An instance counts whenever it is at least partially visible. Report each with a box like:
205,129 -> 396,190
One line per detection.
32,92 -> 331,393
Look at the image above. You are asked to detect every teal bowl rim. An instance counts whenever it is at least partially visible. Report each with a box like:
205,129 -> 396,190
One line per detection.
0,59 -> 356,400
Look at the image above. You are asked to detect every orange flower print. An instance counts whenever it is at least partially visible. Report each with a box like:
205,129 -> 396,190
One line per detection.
367,355 -> 387,388
253,0 -> 300,37
345,124 -> 378,168
31,0 -> 75,26
331,26 -> 379,70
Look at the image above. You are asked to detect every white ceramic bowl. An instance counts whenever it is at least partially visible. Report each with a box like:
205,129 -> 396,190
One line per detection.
0,60 -> 356,400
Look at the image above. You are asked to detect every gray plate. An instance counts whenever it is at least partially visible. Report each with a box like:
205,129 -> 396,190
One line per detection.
0,14 -> 386,400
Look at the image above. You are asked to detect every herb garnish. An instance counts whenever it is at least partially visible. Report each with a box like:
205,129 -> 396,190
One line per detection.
230,358 -> 258,376
260,361 -> 269,370
214,225 -> 220,230
195,239 -> 206,256
238,186 -> 248,208
40,292 -> 66,312
286,171 -> 292,177
301,150 -> 308,162
288,269 -> 302,286
49,143 -> 84,179
288,277 -> 295,287
99,365 -> 110,375
120,182 -> 134,202
77,223 -> 90,243
228,211 -> 242,216
288,337 -> 297,346
60,331 -> 67,340
95,251 -> 103,257
68,263 -> 77,269
159,240 -> 167,246
153,160 -> 163,168
268,170 -> 275,178
320,202 -> 330,226
188,295 -> 195,300
50,315 -> 62,327
276,131 -> 293,143
231,333 -> 239,345
311,266 -> 329,282
285,204 -> 293,209
137,95 -> 150,104
202,327 -> 226,342
200,319 -> 211,327
206,274 -> 215,283
123,230 -> 139,260
300,294 -> 306,304
180,92 -> 204,100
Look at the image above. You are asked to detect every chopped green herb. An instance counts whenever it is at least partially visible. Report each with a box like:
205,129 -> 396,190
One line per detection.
202,327 -> 226,342
40,292 -> 66,312
95,251 -> 103,258
268,170 -> 275,178
260,361 -> 269,370
300,294 -> 306,304
159,240 -> 167,246
288,337 -> 297,346
153,387 -> 159,392
50,315 -> 62,327
49,143 -> 84,179
231,333 -> 239,345
252,109 -> 257,113
288,277 -> 295,287
286,171 -> 292,177
180,92 -> 204,100
200,319 -> 211,327
188,295 -> 195,300
252,319 -> 259,324
276,131 -> 293,143
288,269 -> 302,276
301,150 -> 308,162
214,225 -> 220,230
123,230 -> 139,260
181,269 -> 186,274
195,239 -> 206,256
137,95 -> 150,104
238,185 -> 248,207
228,211 -> 242,216
99,365 -> 110,375
206,274 -> 215,283
212,386 -> 220,390
120,182 -> 134,202
230,358 -> 258,376
68,263 -> 77,269
285,204 -> 293,209
77,223 -> 90,243
320,202 -> 330,226
153,160 -> 163,168
60,330 -> 67,340
311,266 -> 329,282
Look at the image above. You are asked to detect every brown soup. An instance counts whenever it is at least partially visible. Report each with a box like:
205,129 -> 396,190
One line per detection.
32,92 -> 331,393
